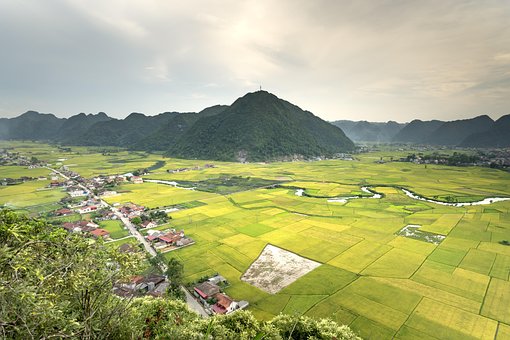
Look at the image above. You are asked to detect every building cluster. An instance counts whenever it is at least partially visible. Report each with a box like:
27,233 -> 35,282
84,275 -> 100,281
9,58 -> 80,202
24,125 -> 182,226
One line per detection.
0,150 -> 42,166
61,220 -> 111,239
114,274 -> 169,298
192,275 -> 248,315
118,203 -> 145,218
145,228 -> 194,251
166,164 -> 215,174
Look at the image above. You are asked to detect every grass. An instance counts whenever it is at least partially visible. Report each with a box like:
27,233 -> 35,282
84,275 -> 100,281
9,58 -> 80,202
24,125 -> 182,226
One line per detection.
176,175 -> 285,195
104,182 -> 216,208
0,166 -> 51,179
0,180 -> 67,213
3,142 -> 510,339
481,278 -> 510,324
99,220 -> 130,239
106,236 -> 139,249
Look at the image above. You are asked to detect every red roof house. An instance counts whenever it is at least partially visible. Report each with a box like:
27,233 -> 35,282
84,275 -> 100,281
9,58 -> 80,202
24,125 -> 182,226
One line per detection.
90,228 -> 110,239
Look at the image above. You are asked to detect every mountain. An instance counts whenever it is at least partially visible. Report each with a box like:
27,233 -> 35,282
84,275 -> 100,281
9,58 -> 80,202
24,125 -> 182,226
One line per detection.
56,112 -> 112,142
0,111 -> 65,140
331,120 -> 405,142
425,115 -> 494,145
135,105 -> 228,151
1,94 -> 504,153
166,91 -> 355,161
392,119 -> 444,143
71,112 -> 182,147
461,114 -> 510,147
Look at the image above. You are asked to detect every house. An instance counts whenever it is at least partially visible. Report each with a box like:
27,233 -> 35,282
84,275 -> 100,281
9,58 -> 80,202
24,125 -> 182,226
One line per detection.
62,222 -> 79,232
55,208 -> 73,216
212,293 -> 238,315
113,274 -> 168,298
208,275 -> 227,286
118,243 -> 138,253
90,228 -> 110,239
140,220 -> 157,229
100,190 -> 117,197
148,281 -> 170,297
119,203 -> 145,218
68,187 -> 88,197
131,176 -> 143,184
194,281 -> 220,301
176,238 -> 194,247
78,220 -> 99,229
50,181 -> 63,187
146,228 -> 192,250
77,205 -> 98,214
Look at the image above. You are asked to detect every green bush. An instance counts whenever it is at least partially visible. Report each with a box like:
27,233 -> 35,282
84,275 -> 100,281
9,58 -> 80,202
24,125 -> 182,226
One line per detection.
0,210 -> 361,339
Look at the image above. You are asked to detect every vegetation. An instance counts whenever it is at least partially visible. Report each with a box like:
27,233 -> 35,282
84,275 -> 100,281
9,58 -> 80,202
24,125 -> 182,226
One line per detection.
462,114 -> 510,147
0,210 -> 360,339
0,209 -> 144,338
177,175 -> 285,195
331,120 -> 404,143
404,151 -> 481,166
1,92 -> 357,161
167,91 -> 354,161
2,142 -> 510,339
99,220 -> 129,239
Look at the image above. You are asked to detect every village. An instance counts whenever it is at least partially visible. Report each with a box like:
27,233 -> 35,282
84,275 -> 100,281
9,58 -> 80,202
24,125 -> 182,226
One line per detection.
5,158 -> 247,317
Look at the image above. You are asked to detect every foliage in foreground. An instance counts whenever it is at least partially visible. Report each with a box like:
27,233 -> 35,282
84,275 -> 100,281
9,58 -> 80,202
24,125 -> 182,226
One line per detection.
0,210 -> 360,339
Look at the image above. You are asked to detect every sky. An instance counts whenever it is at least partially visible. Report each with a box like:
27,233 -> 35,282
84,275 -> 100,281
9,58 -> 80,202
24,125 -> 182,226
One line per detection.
0,0 -> 509,122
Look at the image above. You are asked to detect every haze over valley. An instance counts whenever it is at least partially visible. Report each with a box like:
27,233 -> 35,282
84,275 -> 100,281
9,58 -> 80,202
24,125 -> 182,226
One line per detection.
1,1 -> 510,339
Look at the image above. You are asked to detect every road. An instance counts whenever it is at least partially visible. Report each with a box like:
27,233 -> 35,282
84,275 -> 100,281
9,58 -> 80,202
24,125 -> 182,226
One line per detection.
181,287 -> 210,318
111,207 -> 162,261
45,166 -> 164,268
47,166 -> 215,312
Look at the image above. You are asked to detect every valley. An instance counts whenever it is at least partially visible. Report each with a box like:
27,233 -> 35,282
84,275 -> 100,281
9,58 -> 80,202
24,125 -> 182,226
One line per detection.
2,142 -> 509,339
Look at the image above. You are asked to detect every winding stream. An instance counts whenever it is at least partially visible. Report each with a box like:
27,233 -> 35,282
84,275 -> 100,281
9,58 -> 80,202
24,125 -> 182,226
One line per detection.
295,186 -> 509,206
143,179 -> 196,190
148,179 -> 509,207
401,188 -> 510,207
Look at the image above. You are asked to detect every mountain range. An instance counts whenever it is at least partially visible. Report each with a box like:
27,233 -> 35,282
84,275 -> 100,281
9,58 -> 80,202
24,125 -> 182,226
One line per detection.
0,91 -> 354,161
332,114 -> 509,147
0,92 -> 508,161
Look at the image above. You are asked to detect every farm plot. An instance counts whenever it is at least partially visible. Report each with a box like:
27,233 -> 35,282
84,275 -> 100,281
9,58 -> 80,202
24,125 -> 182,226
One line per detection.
104,182 -> 217,208
241,244 -> 321,294
481,278 -> 510,324
5,142 -> 510,340
99,220 -> 129,239
0,180 -> 67,212
0,166 -> 51,179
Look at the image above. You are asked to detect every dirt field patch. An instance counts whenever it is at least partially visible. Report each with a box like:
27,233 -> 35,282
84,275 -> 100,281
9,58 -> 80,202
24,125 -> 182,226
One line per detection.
241,244 -> 321,294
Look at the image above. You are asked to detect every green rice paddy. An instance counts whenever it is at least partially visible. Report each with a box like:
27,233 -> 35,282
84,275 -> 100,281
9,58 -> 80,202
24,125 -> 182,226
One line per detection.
2,142 -> 510,339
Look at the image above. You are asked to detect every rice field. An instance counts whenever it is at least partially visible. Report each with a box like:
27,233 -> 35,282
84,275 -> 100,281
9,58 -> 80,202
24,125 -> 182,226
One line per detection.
2,142 -> 510,339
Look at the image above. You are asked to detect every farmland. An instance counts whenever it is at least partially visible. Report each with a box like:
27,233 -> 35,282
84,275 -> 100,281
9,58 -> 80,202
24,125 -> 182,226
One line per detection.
2,142 -> 510,339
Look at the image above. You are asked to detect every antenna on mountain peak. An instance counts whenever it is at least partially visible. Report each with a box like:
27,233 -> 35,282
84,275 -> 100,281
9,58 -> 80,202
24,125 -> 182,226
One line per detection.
259,85 -> 262,91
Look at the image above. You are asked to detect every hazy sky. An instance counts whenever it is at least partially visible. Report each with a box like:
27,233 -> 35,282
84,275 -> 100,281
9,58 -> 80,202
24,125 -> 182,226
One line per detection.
0,0 -> 509,122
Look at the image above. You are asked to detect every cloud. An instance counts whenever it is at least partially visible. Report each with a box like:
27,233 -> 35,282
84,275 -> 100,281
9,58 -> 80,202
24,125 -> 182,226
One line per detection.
0,0 -> 508,121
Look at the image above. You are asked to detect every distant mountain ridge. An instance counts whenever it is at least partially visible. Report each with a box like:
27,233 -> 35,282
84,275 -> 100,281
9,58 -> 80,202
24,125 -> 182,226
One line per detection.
461,115 -> 510,147
333,114 -> 507,147
331,120 -> 405,142
0,96 -> 507,154
0,92 -> 354,161
392,119 -> 445,144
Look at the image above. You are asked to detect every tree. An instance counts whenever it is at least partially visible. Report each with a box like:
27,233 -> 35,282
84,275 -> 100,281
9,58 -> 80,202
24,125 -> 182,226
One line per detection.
0,209 -> 145,339
0,210 -> 360,339
165,258 -> 184,299
131,216 -> 142,226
